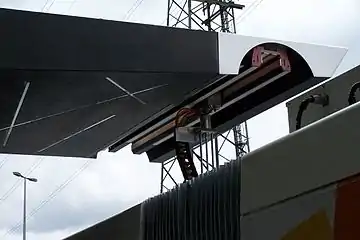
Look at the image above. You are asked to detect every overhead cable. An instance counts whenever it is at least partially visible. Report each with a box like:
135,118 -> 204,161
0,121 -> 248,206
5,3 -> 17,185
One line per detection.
235,0 -> 265,26
0,156 -> 9,172
124,0 -> 146,21
0,157 -> 44,203
41,0 -> 52,12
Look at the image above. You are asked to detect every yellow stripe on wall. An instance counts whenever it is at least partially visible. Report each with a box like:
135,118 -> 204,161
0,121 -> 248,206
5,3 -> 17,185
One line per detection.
281,210 -> 332,240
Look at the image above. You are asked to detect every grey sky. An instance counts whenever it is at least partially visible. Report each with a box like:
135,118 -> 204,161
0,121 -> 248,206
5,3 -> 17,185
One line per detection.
1,0 -> 360,239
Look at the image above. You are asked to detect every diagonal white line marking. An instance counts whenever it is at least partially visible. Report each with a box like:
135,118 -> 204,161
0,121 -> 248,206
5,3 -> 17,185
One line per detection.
37,115 -> 116,153
3,82 -> 30,147
0,83 -> 168,133
106,77 -> 146,105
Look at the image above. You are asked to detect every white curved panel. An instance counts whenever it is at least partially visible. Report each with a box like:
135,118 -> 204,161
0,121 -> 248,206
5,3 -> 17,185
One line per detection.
218,32 -> 348,77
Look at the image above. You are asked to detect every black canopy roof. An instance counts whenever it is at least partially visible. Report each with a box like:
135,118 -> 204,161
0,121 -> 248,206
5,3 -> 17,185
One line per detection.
0,8 -> 223,158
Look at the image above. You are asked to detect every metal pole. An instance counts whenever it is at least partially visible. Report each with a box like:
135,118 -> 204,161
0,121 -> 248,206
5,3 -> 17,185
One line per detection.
187,0 -> 191,29
215,136 -> 220,168
205,134 -> 209,171
167,0 -> 171,26
231,6 -> 236,33
160,163 -> 164,193
210,134 -> 214,170
245,121 -> 250,152
199,133 -> 204,174
23,178 -> 26,240
206,3 -> 211,31
13,172 -> 37,239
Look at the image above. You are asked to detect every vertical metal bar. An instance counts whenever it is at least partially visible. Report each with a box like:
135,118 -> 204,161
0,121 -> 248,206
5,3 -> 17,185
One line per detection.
231,6 -> 236,33
23,179 -> 26,240
215,136 -> 220,168
205,133 -> 209,171
167,0 -> 171,26
206,3 -> 211,31
160,163 -> 164,193
199,132 -> 203,174
219,0 -> 225,32
210,133 -> 215,170
187,0 -> 191,29
233,127 -> 239,160
245,121 -> 250,152
3,82 -> 30,147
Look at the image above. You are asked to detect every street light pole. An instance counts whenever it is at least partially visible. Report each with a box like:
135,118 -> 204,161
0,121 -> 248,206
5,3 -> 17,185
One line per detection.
13,172 -> 37,240
23,178 -> 26,240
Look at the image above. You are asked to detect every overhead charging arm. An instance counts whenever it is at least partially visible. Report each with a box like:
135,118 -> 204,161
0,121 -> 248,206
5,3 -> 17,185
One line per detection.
173,46 -> 293,181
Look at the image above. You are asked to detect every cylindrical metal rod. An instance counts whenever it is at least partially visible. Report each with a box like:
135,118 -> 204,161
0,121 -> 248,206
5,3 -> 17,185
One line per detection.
205,133 -> 209,171
245,121 -> 250,153
215,136 -> 220,168
188,0 -> 192,29
23,178 -> 26,240
160,163 -> 164,193
199,133 -> 203,174
210,134 -> 215,169
13,172 -> 37,240
232,6 -> 236,33
167,0 -> 171,26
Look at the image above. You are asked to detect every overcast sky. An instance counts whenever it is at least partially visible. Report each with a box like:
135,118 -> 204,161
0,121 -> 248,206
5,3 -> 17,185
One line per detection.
0,0 -> 360,239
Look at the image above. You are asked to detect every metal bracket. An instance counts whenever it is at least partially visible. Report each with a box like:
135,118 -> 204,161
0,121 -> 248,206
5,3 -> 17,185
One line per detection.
175,127 -> 199,143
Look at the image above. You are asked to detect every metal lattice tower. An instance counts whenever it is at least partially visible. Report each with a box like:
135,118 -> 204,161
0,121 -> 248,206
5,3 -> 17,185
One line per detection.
233,121 -> 250,159
161,0 -> 249,192
166,0 -> 244,32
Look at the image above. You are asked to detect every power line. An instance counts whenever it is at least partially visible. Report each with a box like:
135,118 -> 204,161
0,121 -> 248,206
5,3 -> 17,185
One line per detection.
0,155 -> 9,171
235,0 -> 265,26
0,157 -> 44,203
41,0 -> 57,13
3,160 -> 92,238
46,0 -> 57,13
41,0 -> 52,12
67,0 -> 77,14
124,0 -> 146,21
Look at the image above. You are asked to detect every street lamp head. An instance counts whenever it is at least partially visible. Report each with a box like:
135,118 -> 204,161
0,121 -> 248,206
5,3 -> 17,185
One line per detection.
28,178 -> 37,182
13,172 -> 22,178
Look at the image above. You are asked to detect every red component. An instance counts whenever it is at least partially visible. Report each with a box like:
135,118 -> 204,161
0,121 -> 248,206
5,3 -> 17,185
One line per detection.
278,48 -> 291,71
251,46 -> 264,67
334,175 -> 360,240
251,46 -> 291,71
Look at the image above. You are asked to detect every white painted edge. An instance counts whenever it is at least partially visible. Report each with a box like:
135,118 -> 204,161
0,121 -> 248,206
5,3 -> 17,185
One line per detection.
218,32 -> 348,78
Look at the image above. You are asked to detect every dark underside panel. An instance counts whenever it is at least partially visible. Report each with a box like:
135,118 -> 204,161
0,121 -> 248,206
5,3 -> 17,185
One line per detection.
0,8 -> 221,158
0,8 -> 219,73
0,70 -> 221,157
